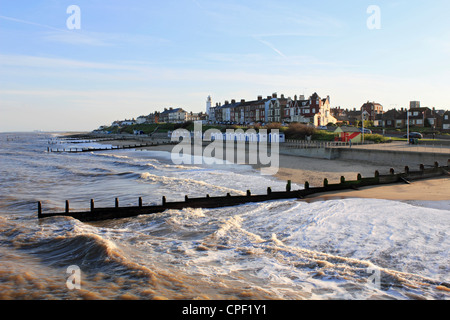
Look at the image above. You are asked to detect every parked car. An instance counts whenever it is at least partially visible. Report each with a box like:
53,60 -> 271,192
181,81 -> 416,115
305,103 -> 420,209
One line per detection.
403,132 -> 423,139
359,128 -> 372,134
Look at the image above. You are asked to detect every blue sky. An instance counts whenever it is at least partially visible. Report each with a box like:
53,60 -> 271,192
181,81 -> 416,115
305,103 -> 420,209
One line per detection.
1,0 -> 449,131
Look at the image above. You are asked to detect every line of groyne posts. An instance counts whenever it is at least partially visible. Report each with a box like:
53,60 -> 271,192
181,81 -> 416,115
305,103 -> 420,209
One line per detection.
38,197 -> 145,215
37,181 -> 294,217
37,160 -> 450,218
46,140 -> 176,153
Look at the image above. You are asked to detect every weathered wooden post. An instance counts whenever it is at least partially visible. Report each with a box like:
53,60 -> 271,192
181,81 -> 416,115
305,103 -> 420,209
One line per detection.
115,198 -> 119,208
185,195 -> 189,202
323,178 -> 329,187
304,181 -> 310,190
139,197 -> 143,207
357,173 -> 362,181
38,201 -> 42,218
286,180 -> 291,192
247,190 -> 251,197
65,200 -> 69,213
267,187 -> 272,195
90,199 -> 95,212
206,194 -> 210,198
340,176 -> 346,184
162,196 -> 166,206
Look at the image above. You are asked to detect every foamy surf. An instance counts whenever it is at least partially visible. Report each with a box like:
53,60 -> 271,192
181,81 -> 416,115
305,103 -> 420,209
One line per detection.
0,133 -> 449,300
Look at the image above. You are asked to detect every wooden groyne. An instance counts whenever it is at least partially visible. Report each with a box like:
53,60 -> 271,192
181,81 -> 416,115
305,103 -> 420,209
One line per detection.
37,161 -> 450,222
47,141 -> 175,153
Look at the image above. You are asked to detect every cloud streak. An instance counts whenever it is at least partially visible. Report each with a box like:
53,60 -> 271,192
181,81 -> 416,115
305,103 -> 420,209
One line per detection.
254,38 -> 287,58
0,15 -> 65,32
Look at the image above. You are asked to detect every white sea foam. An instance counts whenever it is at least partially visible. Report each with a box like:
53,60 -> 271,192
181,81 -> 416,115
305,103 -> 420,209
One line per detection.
142,197 -> 449,299
2,133 -> 449,300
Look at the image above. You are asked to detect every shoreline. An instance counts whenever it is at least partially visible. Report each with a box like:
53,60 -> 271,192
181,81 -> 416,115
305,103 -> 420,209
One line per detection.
96,137 -> 450,202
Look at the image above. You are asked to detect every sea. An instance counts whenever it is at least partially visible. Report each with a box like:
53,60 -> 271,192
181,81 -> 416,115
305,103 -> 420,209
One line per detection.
0,132 -> 449,301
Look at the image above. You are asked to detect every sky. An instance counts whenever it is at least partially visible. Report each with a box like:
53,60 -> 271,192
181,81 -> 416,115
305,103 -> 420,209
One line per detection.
1,0 -> 450,132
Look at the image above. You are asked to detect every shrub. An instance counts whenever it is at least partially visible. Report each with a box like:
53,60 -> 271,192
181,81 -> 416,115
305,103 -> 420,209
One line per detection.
312,131 -> 336,141
284,123 -> 317,139
363,134 -> 389,143
264,122 -> 283,134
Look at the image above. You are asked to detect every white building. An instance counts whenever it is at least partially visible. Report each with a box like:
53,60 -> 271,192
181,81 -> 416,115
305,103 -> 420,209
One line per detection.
206,95 -> 212,116
168,108 -> 187,123
136,116 -> 147,124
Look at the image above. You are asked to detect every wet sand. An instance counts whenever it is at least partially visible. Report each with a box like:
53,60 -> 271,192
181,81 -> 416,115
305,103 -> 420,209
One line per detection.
99,138 -> 450,202
270,153 -> 450,201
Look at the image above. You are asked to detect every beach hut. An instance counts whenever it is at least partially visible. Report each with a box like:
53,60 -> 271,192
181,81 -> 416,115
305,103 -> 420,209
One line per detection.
334,127 -> 362,143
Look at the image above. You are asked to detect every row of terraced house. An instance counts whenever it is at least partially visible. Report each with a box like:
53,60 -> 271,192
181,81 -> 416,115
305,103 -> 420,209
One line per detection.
107,92 -> 449,132
332,101 -> 450,131
207,92 -> 337,127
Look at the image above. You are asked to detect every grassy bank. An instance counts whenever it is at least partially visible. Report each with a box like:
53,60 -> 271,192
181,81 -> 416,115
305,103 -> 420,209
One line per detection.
99,122 -> 392,143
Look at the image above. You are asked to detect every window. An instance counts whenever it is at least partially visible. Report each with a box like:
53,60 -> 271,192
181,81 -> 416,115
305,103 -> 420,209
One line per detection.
445,115 -> 449,120
413,112 -> 419,116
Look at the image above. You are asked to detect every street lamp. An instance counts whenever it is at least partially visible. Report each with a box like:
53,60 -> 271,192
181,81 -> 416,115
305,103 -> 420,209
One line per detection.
361,109 -> 370,144
407,108 -> 410,144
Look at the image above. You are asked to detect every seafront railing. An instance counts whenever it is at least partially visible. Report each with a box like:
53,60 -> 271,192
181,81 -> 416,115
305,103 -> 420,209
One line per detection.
37,160 -> 450,222
283,140 -> 375,149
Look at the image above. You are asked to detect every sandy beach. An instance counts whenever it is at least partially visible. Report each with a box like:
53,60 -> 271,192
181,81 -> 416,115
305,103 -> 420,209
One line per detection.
270,153 -> 450,201
98,137 -> 450,202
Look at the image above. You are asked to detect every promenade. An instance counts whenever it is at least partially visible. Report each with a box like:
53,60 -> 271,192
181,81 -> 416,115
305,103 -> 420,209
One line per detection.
346,141 -> 450,155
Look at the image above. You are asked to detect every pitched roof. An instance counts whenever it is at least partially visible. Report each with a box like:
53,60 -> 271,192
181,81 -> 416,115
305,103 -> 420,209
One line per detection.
336,126 -> 360,133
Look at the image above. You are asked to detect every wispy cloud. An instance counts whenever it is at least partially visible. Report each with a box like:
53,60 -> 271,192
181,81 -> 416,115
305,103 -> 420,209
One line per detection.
0,14 -> 170,47
42,30 -> 171,47
0,14 -> 65,32
0,54 -> 132,70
